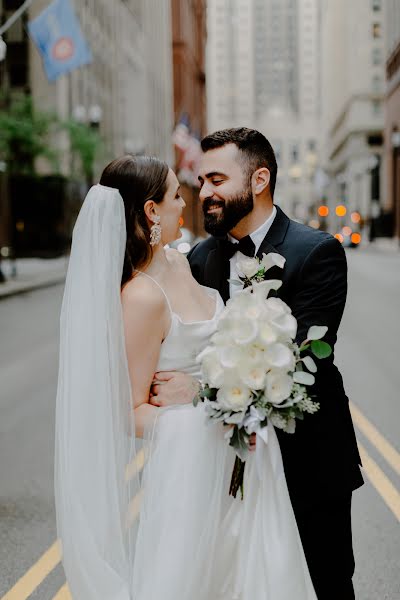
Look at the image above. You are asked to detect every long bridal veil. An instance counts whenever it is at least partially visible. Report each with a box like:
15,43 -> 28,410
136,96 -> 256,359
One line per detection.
54,185 -> 139,599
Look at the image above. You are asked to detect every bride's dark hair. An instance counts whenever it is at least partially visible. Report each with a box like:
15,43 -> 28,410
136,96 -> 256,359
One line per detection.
99,155 -> 169,288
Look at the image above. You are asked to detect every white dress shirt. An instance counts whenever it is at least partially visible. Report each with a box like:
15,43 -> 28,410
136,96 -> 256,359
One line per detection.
228,205 -> 277,297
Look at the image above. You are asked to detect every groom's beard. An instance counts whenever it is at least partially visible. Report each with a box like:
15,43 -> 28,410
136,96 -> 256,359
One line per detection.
202,187 -> 254,237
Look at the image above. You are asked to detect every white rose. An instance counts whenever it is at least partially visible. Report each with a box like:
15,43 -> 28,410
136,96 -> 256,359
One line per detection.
232,318 -> 259,345
258,321 -> 278,346
198,348 -> 224,388
264,297 -> 291,319
217,382 -> 252,412
265,370 -> 293,405
239,361 -> 266,390
236,254 -> 260,278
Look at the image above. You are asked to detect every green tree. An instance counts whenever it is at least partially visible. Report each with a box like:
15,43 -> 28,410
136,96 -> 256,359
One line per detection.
63,120 -> 102,187
0,94 -> 59,175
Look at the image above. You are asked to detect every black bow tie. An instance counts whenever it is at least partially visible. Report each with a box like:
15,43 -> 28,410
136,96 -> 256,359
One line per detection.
221,235 -> 256,260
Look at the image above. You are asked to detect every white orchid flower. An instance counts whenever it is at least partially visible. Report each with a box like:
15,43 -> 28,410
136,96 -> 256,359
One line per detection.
217,344 -> 243,369
251,279 -> 282,300
260,252 -> 286,272
271,313 -> 297,341
264,342 -> 296,371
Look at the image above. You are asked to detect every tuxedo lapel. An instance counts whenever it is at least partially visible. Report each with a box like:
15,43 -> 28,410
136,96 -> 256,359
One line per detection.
256,205 -> 290,258
256,206 -> 291,290
203,241 -> 230,303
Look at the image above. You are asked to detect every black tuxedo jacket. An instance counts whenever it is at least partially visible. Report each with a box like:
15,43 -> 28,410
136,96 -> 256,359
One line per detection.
188,205 -> 363,511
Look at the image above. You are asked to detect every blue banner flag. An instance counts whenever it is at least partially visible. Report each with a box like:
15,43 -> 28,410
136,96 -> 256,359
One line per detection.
28,0 -> 92,82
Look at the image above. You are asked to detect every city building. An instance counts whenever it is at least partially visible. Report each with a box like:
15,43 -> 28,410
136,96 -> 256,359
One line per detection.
171,0 -> 206,236
206,0 -> 321,221
384,0 -> 400,240
319,0 -> 386,241
0,0 -> 174,257
1,0 -> 174,172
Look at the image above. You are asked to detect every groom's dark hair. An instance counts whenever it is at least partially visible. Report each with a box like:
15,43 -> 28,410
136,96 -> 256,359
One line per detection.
201,127 -> 278,197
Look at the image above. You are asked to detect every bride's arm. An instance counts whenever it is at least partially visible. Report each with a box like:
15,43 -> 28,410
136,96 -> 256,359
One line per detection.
121,281 -> 169,437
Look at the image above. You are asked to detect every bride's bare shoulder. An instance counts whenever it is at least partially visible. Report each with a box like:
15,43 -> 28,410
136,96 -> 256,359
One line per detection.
121,275 -> 166,315
166,248 -> 191,272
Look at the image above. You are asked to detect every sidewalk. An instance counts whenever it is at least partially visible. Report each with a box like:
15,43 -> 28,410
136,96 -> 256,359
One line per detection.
0,256 -> 68,300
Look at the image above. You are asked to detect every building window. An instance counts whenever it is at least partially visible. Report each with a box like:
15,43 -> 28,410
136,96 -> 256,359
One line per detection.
290,142 -> 300,164
371,100 -> 381,116
372,23 -> 381,38
372,0 -> 381,11
372,47 -> 382,64
307,139 -> 316,152
372,75 -> 382,93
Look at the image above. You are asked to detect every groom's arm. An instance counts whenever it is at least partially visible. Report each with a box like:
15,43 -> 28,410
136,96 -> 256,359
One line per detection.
291,235 -> 347,358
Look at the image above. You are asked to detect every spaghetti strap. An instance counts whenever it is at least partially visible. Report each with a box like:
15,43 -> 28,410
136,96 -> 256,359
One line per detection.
134,270 -> 173,315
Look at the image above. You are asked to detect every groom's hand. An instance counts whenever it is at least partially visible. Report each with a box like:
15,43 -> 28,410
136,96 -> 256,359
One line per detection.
149,371 -> 199,407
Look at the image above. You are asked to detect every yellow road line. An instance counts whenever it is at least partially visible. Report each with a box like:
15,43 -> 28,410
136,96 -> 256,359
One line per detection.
358,442 -> 400,522
0,541 -> 61,600
51,491 -> 143,599
351,402 -> 400,477
52,583 -> 71,599
1,451 -> 146,600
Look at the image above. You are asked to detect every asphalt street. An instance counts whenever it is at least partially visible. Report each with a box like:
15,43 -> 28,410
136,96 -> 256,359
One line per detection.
0,246 -> 399,599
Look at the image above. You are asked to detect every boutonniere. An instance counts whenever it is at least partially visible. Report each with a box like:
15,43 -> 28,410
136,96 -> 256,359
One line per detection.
230,252 -> 286,289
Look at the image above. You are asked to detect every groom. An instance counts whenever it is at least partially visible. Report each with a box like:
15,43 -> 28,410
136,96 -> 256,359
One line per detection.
151,127 -> 364,599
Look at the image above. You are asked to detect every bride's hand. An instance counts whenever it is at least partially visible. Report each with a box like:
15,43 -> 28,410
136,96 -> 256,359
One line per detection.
149,371 -> 199,407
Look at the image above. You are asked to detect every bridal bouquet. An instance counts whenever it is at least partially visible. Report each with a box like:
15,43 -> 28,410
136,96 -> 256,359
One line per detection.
194,252 -> 331,499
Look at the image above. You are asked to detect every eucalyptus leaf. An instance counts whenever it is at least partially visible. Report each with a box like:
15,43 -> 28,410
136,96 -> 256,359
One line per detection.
225,412 -> 246,424
293,371 -> 315,386
307,325 -> 328,340
311,340 -> 332,359
302,355 -> 317,373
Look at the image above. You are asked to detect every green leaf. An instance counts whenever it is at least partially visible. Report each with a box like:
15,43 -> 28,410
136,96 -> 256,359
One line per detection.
311,340 -> 332,359
200,387 -> 216,399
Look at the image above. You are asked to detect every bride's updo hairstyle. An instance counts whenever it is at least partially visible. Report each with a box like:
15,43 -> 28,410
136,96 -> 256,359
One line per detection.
99,154 -> 169,288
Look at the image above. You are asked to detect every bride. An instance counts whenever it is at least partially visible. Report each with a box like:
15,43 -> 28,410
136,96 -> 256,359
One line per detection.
55,154 -> 317,599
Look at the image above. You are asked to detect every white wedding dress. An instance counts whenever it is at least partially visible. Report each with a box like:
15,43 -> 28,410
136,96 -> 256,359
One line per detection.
55,185 -> 316,600
131,275 -> 317,600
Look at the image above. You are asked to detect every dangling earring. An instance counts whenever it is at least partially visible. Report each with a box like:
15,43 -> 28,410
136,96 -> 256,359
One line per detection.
150,215 -> 162,246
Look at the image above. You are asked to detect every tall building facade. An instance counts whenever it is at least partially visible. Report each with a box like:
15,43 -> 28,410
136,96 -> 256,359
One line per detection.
206,0 -> 321,221
1,0 -> 174,174
384,0 -> 400,240
319,0 -> 386,239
